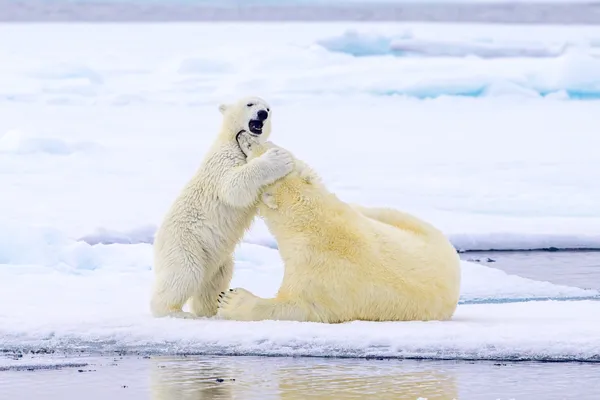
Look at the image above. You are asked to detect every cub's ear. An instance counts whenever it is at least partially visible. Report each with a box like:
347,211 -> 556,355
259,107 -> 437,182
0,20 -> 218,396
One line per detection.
218,104 -> 229,114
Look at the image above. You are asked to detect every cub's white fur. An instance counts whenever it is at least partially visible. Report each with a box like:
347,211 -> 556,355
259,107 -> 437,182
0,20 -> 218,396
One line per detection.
150,96 -> 294,318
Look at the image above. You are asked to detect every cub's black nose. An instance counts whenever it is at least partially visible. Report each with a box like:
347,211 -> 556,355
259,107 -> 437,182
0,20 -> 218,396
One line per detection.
256,110 -> 268,121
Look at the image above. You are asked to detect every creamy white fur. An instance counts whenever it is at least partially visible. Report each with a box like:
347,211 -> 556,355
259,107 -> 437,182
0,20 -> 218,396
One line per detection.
150,96 -> 294,318
217,135 -> 461,323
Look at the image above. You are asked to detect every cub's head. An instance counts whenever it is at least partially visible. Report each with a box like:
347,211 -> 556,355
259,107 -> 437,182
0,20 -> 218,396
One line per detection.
218,96 -> 272,143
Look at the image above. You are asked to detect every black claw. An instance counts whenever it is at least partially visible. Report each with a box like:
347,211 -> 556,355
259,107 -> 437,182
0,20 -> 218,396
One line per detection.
229,289 -> 234,292
217,298 -> 221,303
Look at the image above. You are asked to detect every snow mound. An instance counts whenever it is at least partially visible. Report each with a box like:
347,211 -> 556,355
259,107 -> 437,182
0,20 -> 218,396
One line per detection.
317,30 -> 399,57
542,47 -> 600,98
319,30 -> 570,59
177,58 -> 234,75
79,225 -> 157,245
0,130 -> 101,156
29,63 -> 104,85
390,38 -> 567,58
450,232 -> 600,252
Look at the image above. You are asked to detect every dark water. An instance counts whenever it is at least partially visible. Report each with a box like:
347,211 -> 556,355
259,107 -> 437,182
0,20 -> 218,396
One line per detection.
3,0 -> 600,24
460,250 -> 600,290
2,354 -> 600,400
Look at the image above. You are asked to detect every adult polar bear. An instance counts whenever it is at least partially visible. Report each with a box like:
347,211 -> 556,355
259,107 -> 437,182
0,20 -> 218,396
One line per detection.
216,135 -> 461,323
151,96 -> 294,319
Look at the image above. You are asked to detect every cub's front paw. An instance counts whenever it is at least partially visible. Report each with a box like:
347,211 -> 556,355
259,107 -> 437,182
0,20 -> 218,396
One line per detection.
236,131 -> 260,157
216,288 -> 258,321
261,190 -> 278,210
261,148 -> 294,181
295,159 -> 320,185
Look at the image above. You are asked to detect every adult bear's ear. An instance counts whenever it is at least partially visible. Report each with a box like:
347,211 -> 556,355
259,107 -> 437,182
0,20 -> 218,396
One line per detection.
218,104 -> 229,114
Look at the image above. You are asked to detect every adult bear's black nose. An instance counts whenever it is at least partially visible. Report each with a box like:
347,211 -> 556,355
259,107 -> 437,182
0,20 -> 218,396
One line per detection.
256,110 -> 268,121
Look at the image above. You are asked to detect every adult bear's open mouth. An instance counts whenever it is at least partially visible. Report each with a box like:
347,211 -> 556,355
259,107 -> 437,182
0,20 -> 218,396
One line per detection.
248,119 -> 263,135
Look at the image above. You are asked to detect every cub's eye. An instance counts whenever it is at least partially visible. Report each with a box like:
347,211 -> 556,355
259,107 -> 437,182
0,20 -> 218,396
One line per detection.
247,103 -> 254,107
266,108 -> 270,112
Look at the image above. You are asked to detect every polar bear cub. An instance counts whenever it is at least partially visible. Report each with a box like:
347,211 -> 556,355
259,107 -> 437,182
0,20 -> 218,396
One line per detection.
216,134 -> 461,323
150,96 -> 294,319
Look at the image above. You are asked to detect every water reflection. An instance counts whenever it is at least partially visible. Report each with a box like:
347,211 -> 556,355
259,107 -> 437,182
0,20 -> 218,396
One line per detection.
150,356 -> 234,400
150,356 -> 458,399
3,354 -> 600,399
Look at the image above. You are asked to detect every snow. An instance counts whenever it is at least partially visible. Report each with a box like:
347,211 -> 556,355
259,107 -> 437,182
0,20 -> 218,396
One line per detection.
2,292 -> 599,362
0,129 -> 102,155
1,22 -> 599,361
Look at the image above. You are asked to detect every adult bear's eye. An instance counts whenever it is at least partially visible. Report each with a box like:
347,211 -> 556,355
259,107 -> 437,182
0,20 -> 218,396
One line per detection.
247,103 -> 254,107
